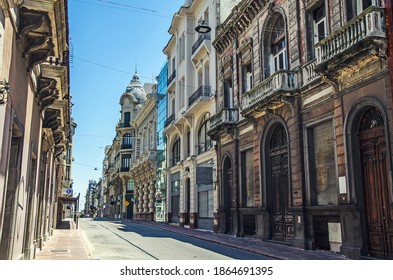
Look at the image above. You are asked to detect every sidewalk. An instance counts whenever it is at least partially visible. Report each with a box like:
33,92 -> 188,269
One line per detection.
34,218 -> 348,260
35,218 -> 90,260
130,220 -> 348,260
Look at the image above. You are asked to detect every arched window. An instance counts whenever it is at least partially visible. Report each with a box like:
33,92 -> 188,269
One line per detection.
271,16 -> 286,73
198,113 -> 211,154
172,136 -> 181,166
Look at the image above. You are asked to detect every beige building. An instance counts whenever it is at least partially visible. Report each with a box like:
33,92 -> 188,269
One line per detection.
0,1 -> 71,259
163,0 -> 218,230
130,84 -> 158,221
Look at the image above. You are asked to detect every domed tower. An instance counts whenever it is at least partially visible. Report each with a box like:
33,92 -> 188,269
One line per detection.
120,72 -> 147,124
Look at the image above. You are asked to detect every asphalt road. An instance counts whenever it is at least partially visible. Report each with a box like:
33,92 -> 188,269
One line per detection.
79,218 -> 272,260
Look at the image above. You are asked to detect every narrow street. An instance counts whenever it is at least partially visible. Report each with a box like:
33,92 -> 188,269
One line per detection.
79,218 -> 272,260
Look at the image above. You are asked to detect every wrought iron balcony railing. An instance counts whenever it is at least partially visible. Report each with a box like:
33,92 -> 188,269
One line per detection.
197,141 -> 212,155
118,122 -> 131,128
167,70 -> 176,86
164,114 -> 175,127
189,85 -> 211,107
192,33 -> 211,54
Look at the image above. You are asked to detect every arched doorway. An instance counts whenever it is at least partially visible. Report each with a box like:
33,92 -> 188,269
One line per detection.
222,156 -> 232,234
266,123 -> 293,241
357,107 -> 392,258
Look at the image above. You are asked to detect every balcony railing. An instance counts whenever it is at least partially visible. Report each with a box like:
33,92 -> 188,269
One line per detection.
192,33 -> 211,54
164,114 -> 175,127
167,70 -> 176,86
197,141 -> 212,155
301,59 -> 319,86
120,166 -> 129,172
242,70 -> 298,113
118,122 -> 131,128
120,144 -> 133,150
208,108 -> 239,133
189,85 -> 211,107
316,6 -> 385,65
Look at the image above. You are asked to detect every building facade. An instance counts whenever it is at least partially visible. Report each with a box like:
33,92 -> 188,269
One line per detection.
155,63 -> 168,222
209,0 -> 392,259
0,0 -> 71,259
130,83 -> 158,221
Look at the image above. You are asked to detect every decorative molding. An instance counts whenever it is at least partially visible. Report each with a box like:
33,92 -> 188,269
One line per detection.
18,7 -> 54,70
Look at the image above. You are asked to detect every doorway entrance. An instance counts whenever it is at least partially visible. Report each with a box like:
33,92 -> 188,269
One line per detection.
358,107 -> 393,259
267,124 -> 293,241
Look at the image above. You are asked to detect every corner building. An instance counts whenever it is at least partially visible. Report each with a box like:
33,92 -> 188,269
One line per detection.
209,0 -> 392,259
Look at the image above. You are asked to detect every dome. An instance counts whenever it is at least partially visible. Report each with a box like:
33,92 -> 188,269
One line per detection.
123,72 -> 147,104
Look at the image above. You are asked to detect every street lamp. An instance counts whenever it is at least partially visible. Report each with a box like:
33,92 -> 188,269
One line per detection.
195,20 -> 211,34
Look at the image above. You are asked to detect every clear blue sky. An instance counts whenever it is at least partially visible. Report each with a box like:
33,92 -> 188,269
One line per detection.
69,0 -> 183,208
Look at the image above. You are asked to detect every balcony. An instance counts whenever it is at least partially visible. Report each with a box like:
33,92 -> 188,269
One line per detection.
164,114 -> 175,128
167,70 -> 176,91
207,108 -> 239,139
118,122 -> 131,128
315,6 -> 385,76
191,33 -> 211,65
301,59 -> 320,87
120,144 -> 133,150
241,70 -> 298,116
188,86 -> 212,107
197,141 -> 212,155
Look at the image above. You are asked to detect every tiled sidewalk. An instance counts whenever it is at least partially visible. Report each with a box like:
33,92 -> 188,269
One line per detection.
35,219 -> 90,260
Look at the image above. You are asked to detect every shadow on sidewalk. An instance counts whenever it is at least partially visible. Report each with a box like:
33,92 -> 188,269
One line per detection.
56,219 -> 75,230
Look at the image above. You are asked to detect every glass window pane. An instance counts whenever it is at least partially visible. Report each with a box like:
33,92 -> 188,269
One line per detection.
312,122 -> 338,205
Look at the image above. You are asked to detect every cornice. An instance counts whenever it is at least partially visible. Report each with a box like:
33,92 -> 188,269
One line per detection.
214,0 -> 266,54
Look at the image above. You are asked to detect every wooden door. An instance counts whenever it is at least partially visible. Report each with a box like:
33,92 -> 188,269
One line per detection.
222,157 -> 232,234
269,124 -> 293,240
359,108 -> 393,259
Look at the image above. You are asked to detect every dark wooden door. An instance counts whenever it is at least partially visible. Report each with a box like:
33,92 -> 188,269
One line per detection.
359,107 -> 393,259
222,158 -> 232,234
269,125 -> 293,241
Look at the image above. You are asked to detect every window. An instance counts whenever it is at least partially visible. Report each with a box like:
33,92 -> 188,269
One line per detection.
346,0 -> 373,21
121,154 -> 131,172
122,133 -> 133,149
307,4 -> 327,60
308,121 -> 338,205
313,5 -> 327,45
172,137 -> 181,166
127,179 -> 134,192
179,33 -> 185,61
241,149 -> 255,207
123,112 -> 130,127
223,77 -> 233,108
186,127 -> 191,157
242,63 -> 252,93
198,186 -> 214,218
198,113 -> 211,154
271,16 -> 286,72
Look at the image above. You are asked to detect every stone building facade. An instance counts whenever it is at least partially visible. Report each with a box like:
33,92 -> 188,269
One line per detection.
0,0 -> 71,259
130,85 -> 158,221
209,0 -> 392,259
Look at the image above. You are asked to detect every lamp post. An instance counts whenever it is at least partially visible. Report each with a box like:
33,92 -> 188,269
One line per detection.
195,20 -> 211,34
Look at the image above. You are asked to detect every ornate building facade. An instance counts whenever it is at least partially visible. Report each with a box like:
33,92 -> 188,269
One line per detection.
130,84 -> 158,221
0,0 -> 72,259
209,0 -> 392,259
